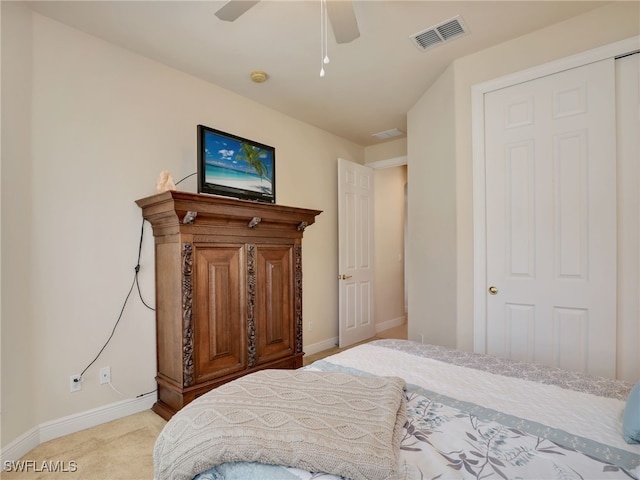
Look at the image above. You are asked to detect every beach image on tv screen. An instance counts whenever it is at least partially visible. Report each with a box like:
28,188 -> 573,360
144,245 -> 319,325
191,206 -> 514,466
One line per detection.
203,131 -> 273,195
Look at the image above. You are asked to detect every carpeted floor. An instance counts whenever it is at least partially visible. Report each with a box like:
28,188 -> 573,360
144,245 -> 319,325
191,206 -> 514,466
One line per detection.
4,324 -> 406,480
2,410 -> 166,480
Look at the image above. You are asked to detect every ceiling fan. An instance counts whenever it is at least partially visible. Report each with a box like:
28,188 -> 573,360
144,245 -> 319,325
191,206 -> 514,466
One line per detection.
214,0 -> 361,44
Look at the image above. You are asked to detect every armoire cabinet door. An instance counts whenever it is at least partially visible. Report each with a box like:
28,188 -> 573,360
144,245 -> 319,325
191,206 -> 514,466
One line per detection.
254,244 -> 295,364
193,244 -> 247,383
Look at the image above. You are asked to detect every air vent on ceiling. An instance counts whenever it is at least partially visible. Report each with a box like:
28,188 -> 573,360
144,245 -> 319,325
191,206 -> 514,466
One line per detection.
372,128 -> 405,140
410,15 -> 468,52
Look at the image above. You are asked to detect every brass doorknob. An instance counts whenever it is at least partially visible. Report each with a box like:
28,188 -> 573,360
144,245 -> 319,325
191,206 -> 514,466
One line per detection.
338,274 -> 353,280
488,286 -> 498,295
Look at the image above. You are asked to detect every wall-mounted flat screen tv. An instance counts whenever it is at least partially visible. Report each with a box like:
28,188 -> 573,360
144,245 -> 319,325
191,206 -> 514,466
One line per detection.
197,124 -> 275,203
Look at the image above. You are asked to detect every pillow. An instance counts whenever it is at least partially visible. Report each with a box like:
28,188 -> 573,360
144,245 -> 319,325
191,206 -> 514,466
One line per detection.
623,381 -> 640,443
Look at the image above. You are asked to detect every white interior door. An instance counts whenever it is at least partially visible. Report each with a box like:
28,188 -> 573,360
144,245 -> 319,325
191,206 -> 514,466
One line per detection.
338,158 -> 375,348
484,59 -> 617,378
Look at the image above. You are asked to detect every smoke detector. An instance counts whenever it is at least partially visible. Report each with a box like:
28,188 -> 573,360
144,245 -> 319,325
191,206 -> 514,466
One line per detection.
250,71 -> 268,83
410,15 -> 468,52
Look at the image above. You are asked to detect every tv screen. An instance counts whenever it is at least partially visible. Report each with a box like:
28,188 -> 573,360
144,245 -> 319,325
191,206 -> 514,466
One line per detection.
197,125 -> 275,203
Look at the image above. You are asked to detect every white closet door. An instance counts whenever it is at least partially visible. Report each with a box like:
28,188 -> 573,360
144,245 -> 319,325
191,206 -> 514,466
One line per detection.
616,52 -> 640,382
484,59 -> 617,377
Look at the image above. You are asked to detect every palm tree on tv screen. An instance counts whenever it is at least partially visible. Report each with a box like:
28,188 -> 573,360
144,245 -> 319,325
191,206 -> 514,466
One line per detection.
236,143 -> 268,181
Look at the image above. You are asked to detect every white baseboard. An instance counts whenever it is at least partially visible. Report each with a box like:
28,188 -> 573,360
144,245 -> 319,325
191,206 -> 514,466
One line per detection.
1,426 -> 40,465
303,317 -> 406,356
1,394 -> 156,463
376,316 -> 406,333
304,337 -> 338,356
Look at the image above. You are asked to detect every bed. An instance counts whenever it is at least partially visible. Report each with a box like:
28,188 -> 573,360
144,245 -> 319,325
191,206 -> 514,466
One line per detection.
154,339 -> 640,480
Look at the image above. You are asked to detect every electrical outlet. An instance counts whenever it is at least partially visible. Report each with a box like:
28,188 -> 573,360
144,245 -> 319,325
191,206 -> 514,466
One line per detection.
308,321 -> 313,331
70,375 -> 82,393
100,366 -> 111,385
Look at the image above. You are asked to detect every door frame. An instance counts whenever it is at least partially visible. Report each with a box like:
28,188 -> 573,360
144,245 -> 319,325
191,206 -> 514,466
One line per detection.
471,36 -> 640,354
337,156 -> 407,348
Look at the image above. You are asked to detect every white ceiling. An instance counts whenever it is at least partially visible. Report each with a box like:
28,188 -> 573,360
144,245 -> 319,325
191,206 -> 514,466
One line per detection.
27,1 -> 608,146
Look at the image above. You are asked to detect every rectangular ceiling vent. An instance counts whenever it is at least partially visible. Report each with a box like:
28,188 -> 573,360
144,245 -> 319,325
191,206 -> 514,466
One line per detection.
372,128 -> 405,140
410,15 -> 468,52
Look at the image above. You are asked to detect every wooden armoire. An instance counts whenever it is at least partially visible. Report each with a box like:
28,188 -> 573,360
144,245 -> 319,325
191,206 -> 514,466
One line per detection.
136,191 -> 321,419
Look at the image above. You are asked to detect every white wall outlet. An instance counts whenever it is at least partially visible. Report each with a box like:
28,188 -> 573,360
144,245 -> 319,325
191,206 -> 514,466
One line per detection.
308,321 -> 313,331
70,374 -> 82,393
100,366 -> 111,385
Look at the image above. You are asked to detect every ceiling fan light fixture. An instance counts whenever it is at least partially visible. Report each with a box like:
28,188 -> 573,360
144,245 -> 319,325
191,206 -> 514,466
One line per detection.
250,71 -> 268,83
215,0 -> 260,22
320,0 -> 329,77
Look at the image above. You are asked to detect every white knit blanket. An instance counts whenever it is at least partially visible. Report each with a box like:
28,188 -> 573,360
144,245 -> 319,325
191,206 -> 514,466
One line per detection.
153,369 -> 407,480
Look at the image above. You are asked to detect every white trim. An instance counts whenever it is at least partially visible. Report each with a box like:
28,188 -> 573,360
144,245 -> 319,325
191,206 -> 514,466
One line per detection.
472,36 -> 640,354
303,317 -> 406,356
365,155 -> 407,170
304,337 -> 338,356
0,426 -> 40,465
471,88 -> 487,353
473,37 -> 639,96
0,395 -> 156,463
375,316 -> 406,334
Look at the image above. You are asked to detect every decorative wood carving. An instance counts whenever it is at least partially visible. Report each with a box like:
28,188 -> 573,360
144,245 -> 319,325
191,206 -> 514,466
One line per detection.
183,211 -> 198,224
248,217 -> 262,228
247,244 -> 257,368
294,244 -> 303,354
297,221 -> 308,232
182,243 -> 194,387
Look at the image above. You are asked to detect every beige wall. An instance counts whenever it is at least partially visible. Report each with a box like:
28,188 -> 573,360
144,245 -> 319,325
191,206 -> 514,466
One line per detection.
1,0 -> 37,449
373,166 -> 407,329
407,64 -> 457,346
407,3 -> 640,357
1,9 -> 364,448
364,138 -> 407,164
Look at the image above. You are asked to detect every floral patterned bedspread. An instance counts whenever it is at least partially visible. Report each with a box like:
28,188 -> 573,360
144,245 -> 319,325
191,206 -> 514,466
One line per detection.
194,340 -> 640,480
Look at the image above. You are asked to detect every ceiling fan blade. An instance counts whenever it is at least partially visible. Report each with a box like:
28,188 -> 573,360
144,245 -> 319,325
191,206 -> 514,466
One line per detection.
326,0 -> 360,44
215,0 -> 261,22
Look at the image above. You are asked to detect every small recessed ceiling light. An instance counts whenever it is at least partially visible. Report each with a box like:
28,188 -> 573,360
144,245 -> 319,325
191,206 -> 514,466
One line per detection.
372,128 -> 405,140
250,71 -> 268,83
